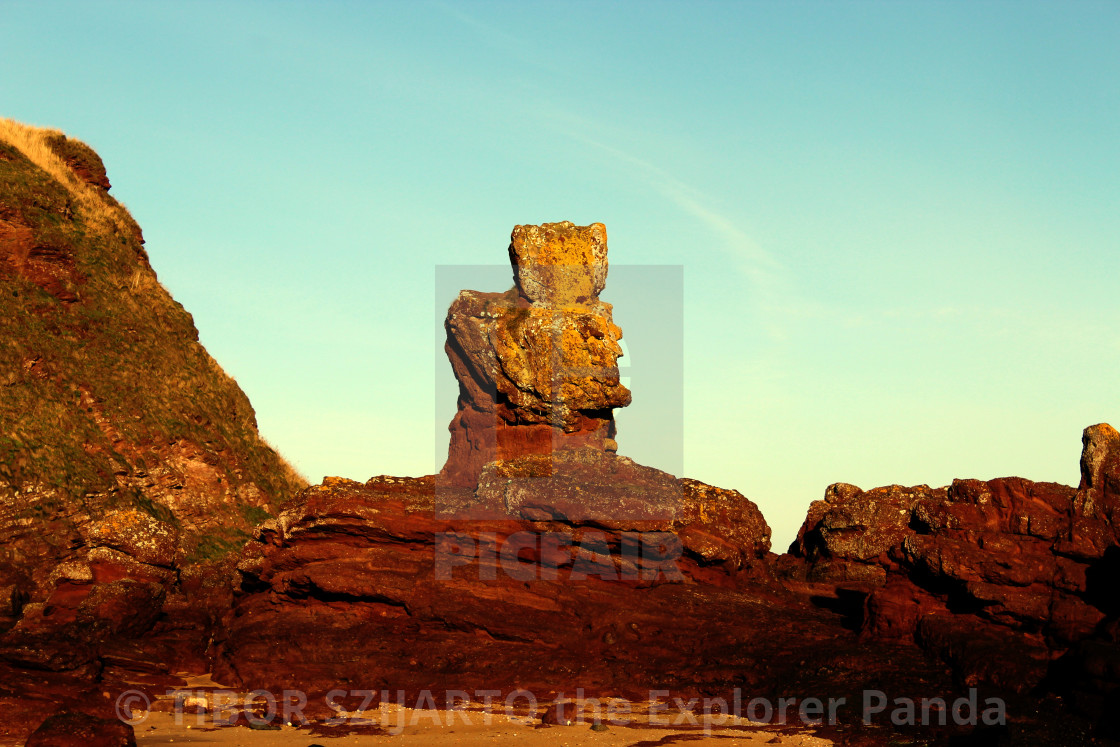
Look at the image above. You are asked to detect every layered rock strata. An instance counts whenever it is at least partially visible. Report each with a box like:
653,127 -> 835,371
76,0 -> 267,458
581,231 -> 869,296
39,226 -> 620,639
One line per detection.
789,423 -> 1120,699
2,134 -> 1117,745
215,475 -> 955,724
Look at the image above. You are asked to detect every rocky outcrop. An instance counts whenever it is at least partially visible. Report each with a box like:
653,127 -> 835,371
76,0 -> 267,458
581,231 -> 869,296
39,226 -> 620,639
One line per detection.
0,119 -> 306,742
1056,425 -> 1120,730
217,222 -> 782,710
25,710 -> 135,747
216,475 -> 961,722
0,119 -> 305,597
441,222 -> 631,485
43,132 -> 112,192
789,423 -> 1120,701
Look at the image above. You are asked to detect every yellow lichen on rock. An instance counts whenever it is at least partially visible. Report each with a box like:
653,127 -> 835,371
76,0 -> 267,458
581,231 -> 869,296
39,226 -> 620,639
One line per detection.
483,304 -> 630,429
441,222 -> 629,484
509,221 -> 608,306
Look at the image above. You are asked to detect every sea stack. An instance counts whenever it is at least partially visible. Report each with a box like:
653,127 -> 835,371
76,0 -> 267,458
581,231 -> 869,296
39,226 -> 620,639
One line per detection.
440,221 -> 632,485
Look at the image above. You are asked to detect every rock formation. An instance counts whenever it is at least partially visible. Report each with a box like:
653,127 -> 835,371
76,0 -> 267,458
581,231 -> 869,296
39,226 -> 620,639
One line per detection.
217,223 -> 777,705
2,121 -> 1118,744
441,222 -> 631,486
788,423 -> 1120,704
215,474 -> 954,723
0,120 -> 305,743
0,119 -> 305,575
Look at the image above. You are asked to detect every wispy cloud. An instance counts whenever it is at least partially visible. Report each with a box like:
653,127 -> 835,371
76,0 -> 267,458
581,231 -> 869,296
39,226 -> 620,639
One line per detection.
424,4 -> 802,338
429,1 -> 562,75
557,125 -> 786,289
552,124 -> 804,338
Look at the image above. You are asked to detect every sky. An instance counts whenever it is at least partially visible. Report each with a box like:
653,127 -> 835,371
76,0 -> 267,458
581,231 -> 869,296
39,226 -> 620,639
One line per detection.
2,0 -> 1117,548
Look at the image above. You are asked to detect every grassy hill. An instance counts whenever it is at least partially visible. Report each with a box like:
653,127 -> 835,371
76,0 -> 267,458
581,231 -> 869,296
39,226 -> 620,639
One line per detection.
0,119 -> 306,582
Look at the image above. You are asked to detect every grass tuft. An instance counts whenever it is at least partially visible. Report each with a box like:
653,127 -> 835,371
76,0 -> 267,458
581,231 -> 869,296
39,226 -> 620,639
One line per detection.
0,118 -> 136,239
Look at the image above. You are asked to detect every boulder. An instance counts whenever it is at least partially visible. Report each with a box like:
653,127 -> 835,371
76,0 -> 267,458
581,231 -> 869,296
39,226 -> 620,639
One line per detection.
508,221 -> 608,306
86,509 -> 179,568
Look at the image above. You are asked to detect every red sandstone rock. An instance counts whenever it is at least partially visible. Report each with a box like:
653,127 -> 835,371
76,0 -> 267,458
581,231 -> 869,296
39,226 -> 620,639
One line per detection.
441,223 -> 631,485
789,423 -> 1120,702
86,509 -> 179,568
0,215 -> 82,302
0,122 -> 307,741
915,614 -> 1050,693
73,579 -> 165,639
1,168 -> 1114,742
1078,423 -> 1120,523
44,132 -> 112,191
214,476 -> 960,722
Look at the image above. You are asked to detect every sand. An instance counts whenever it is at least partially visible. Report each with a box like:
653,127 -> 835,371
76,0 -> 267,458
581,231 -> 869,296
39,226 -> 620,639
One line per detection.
128,691 -> 836,746
132,709 -> 835,746
74,676 -> 836,746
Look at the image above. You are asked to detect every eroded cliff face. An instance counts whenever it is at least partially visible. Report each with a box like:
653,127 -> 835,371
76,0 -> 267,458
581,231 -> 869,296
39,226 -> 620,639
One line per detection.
0,120 -> 306,545
0,120 -> 306,743
787,423 -> 1120,726
441,222 -> 631,485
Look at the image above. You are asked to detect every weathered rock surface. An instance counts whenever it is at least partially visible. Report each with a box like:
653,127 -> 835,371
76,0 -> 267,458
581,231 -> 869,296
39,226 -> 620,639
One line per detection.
789,423 -> 1120,710
211,219 -> 1108,741
469,449 -> 772,576
441,222 -> 631,485
216,475 -> 968,730
43,131 -> 112,192
509,221 -> 608,306
0,121 -> 306,589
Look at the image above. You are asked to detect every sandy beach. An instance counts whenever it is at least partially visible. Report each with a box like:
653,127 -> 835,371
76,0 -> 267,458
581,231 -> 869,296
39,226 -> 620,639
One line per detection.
131,707 -> 835,746
118,679 -> 836,747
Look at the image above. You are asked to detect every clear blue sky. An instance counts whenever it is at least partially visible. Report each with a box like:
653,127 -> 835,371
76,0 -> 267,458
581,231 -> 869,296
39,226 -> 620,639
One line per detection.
3,1 -> 1117,548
